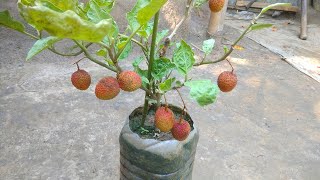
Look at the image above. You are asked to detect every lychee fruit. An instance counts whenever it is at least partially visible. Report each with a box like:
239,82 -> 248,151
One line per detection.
71,69 -> 91,90
95,77 -> 120,100
155,106 -> 175,132
117,71 -> 142,92
171,119 -> 191,141
209,0 -> 225,12
217,71 -> 237,92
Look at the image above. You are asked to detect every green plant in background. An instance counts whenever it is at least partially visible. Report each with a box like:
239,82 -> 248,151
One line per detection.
0,0 -> 290,141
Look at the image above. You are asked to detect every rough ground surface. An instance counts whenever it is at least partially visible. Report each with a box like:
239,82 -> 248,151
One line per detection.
1,1 -> 320,180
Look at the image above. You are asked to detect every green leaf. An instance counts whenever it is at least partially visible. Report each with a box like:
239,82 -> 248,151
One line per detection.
132,56 -> 144,68
195,0 -> 208,8
126,0 -> 150,32
223,45 -> 229,54
137,0 -> 168,26
92,0 -> 115,12
0,10 -> 25,33
173,40 -> 195,75
152,58 -> 175,80
38,0 -> 78,11
185,80 -> 219,106
250,23 -> 273,31
96,48 -> 107,57
18,1 -> 114,42
258,3 -> 291,17
117,37 -> 132,60
132,56 -> 149,88
87,0 -> 112,23
156,29 -> 169,45
138,21 -> 154,38
159,78 -> 176,92
202,39 -> 215,55
27,36 -> 61,60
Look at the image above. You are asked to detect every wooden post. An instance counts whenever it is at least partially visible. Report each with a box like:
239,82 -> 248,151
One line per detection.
300,0 -> 307,40
207,0 -> 229,35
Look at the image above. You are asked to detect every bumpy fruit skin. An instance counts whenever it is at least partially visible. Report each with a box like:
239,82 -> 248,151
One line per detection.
209,0 -> 225,12
71,69 -> 91,90
95,77 -> 120,100
217,71 -> 237,92
155,107 -> 175,132
171,119 -> 191,141
117,71 -> 142,92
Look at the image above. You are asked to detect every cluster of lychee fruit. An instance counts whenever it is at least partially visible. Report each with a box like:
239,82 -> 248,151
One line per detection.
155,106 -> 191,141
71,65 -> 142,100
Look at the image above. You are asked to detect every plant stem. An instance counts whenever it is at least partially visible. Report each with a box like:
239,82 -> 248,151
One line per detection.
119,34 -> 148,52
167,0 -> 194,41
74,40 -> 118,72
115,27 -> 142,61
194,21 -> 254,66
141,11 -> 160,127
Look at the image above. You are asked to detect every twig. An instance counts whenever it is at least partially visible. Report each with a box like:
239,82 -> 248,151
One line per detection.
191,43 -> 204,53
226,57 -> 234,72
163,93 -> 168,109
167,0 -> 194,41
73,40 -> 118,73
175,88 -> 187,122
194,20 -> 254,66
72,57 -> 86,65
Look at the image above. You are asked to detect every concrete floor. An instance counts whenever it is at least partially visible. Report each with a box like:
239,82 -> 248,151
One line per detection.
1,1 -> 320,180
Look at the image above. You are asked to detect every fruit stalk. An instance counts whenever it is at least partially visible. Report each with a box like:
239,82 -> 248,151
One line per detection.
141,11 -> 161,127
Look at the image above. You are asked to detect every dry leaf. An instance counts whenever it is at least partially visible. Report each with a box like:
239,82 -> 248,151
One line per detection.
233,45 -> 244,50
272,26 -> 277,31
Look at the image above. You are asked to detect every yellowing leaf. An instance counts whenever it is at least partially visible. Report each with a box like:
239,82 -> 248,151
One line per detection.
18,1 -> 114,42
233,45 -> 244,50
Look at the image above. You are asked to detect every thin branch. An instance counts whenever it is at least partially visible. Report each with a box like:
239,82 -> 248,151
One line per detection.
191,43 -> 204,53
226,57 -> 234,72
167,0 -> 194,41
119,34 -> 148,52
21,31 -> 38,40
115,26 -> 142,61
175,88 -> 187,123
49,43 -> 92,57
194,21 -> 254,66
72,57 -> 86,65
73,40 -> 118,73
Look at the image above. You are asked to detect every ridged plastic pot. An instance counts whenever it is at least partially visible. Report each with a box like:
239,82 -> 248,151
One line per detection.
119,105 -> 199,180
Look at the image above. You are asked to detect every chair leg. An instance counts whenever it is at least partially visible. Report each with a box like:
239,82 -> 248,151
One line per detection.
300,0 -> 307,40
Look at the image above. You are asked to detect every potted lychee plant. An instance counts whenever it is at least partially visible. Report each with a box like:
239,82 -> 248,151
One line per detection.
0,0 -> 291,179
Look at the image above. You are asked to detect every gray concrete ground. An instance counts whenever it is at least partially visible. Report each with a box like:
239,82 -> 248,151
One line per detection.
1,1 -> 320,180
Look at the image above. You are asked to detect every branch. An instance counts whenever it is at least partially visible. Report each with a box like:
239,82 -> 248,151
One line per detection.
160,0 -> 194,57
49,43 -> 92,57
167,0 -> 194,41
73,40 -> 118,73
119,34 -> 148,52
194,21 -> 254,66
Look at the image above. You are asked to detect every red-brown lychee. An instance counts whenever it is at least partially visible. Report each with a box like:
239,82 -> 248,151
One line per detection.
155,106 -> 175,132
71,69 -> 91,90
217,71 -> 237,92
171,119 -> 191,141
209,0 -> 225,12
117,71 -> 142,92
95,77 -> 120,100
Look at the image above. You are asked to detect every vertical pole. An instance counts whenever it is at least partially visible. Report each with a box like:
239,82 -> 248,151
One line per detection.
300,0 -> 307,40
207,0 -> 229,35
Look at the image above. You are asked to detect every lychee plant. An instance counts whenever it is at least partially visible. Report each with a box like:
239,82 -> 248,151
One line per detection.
0,0 -> 291,141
